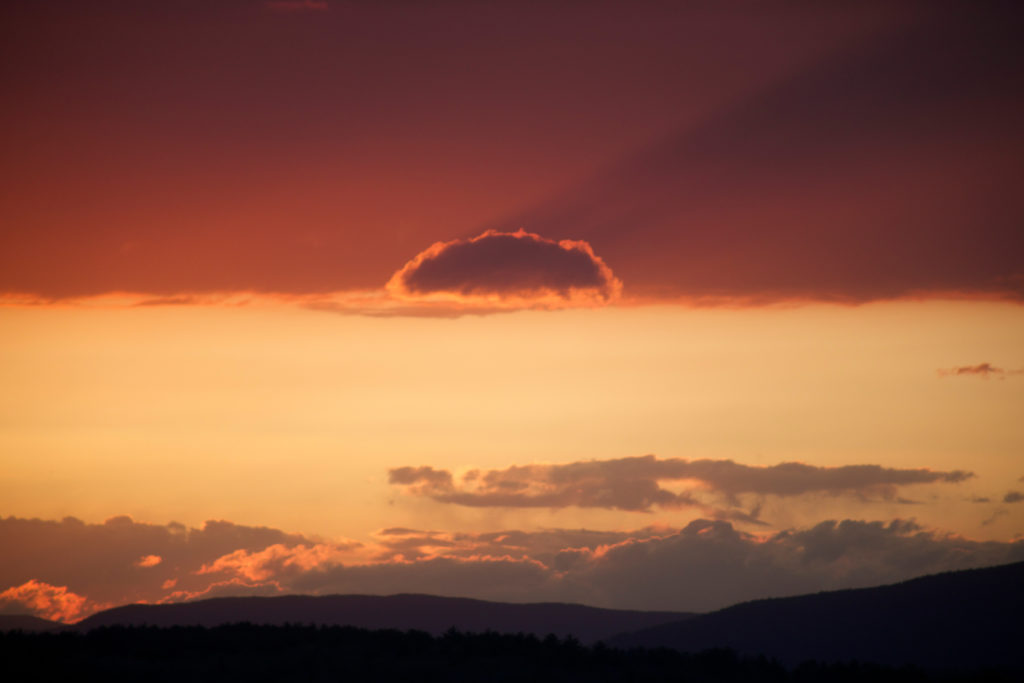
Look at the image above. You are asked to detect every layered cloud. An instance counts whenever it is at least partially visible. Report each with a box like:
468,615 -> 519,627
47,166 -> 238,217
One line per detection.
389,456 -> 972,515
386,230 -> 622,309
3,514 -> 1021,619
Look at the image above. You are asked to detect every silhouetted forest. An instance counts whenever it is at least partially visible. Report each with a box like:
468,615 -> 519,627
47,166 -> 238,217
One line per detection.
1,624 -> 1017,683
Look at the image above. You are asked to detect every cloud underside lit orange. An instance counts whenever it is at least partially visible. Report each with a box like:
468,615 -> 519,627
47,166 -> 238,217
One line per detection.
0,580 -> 92,623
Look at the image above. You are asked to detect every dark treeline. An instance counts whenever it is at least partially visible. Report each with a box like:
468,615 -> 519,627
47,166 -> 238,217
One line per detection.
1,624 -> 1016,683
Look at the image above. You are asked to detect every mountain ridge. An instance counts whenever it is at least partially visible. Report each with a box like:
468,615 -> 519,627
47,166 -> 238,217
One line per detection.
74,592 -> 693,645
609,560 -> 1024,670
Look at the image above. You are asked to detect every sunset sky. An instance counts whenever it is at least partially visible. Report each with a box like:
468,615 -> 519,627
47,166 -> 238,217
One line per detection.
2,0 -> 1023,623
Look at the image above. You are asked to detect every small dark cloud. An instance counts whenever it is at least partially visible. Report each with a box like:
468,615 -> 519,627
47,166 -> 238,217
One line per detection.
386,230 -> 621,306
970,496 -> 991,503
1003,491 -> 1024,504
388,455 -> 973,514
376,527 -> 424,537
937,362 -> 1015,378
388,466 -> 453,492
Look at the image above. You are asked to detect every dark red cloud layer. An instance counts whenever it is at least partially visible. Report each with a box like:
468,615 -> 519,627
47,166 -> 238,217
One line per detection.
4,2 -> 1019,304
387,230 -> 621,304
3,514 -> 1021,618
389,455 -> 972,516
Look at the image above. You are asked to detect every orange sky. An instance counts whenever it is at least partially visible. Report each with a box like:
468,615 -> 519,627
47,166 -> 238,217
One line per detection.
2,300 -> 1022,538
1,0 -> 1023,622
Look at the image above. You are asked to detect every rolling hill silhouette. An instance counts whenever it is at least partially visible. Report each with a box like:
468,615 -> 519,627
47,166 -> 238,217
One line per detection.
0,614 -> 63,632
75,593 -> 692,644
7,562 -> 1021,670
610,560 -> 1024,670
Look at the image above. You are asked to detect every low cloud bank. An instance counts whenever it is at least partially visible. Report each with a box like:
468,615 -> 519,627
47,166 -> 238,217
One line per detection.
157,518 -> 1024,613
2,514 -> 1021,619
0,515 -> 361,620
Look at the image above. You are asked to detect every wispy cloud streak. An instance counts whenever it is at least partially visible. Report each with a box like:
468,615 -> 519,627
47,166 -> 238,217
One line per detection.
938,363 -> 1024,379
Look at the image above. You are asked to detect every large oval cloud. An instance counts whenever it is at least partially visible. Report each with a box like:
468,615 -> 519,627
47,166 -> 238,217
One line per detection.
386,230 -> 622,307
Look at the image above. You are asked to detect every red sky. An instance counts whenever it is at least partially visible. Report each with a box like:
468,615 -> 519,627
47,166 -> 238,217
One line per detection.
4,0 -> 1020,303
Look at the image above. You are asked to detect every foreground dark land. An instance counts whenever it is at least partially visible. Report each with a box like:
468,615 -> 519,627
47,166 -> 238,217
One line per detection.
1,624 -> 1017,683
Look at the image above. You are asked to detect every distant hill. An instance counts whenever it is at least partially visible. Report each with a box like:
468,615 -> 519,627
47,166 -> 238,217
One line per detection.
76,593 -> 693,644
0,614 -> 63,632
611,561 -> 1024,670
